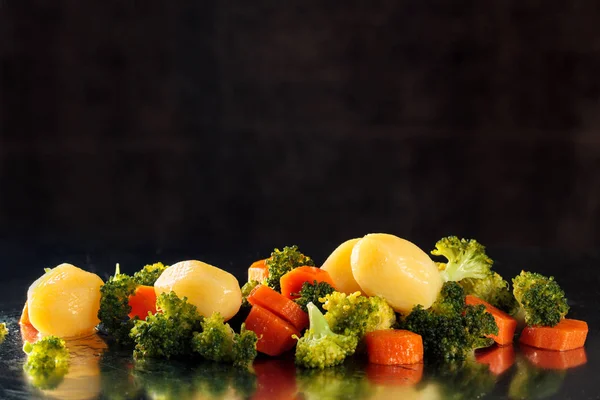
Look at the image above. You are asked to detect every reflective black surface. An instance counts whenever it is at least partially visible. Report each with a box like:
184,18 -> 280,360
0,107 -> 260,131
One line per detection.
0,245 -> 598,399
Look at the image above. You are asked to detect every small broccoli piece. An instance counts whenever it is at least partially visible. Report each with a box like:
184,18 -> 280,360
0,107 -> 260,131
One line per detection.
241,280 -> 260,308
508,356 -> 566,400
460,272 -> 519,315
265,245 -> 315,292
294,302 -> 358,369
321,291 -> 396,339
512,271 -> 569,327
432,236 -> 493,282
133,262 -> 169,286
192,313 -> 258,367
23,336 -> 70,390
0,322 -> 8,342
400,282 -> 497,361
294,280 -> 336,313
98,264 -> 138,345
296,363 -> 374,400
130,292 -> 203,359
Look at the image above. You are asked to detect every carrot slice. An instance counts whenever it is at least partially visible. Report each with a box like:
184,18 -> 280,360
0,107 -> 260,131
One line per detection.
253,358 -> 298,400
364,329 -> 423,365
476,344 -> 516,375
466,295 -> 517,346
521,344 -> 587,370
128,285 -> 157,320
245,305 -> 301,356
279,266 -> 336,299
19,301 -> 30,325
247,284 -> 308,331
20,322 -> 39,343
366,363 -> 423,386
519,319 -> 588,351
249,259 -> 269,282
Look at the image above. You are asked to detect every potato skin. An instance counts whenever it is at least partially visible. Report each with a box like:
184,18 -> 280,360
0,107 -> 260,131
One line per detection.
320,238 -> 363,294
154,260 -> 242,321
27,263 -> 104,338
351,234 -> 442,314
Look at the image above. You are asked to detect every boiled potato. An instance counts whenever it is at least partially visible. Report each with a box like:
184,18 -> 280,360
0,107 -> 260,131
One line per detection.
27,264 -> 104,338
320,238 -> 364,294
154,260 -> 242,321
351,233 -> 442,313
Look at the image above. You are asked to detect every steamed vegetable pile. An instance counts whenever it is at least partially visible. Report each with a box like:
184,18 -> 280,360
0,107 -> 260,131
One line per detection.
16,233 -> 588,386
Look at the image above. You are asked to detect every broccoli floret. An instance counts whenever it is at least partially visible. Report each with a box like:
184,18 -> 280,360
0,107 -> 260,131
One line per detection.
400,282 -> 497,361
241,280 -> 260,308
294,302 -> 358,369
0,322 -> 8,342
512,271 -> 569,327
432,236 -> 493,282
192,313 -> 258,367
130,292 -> 203,359
321,292 -> 396,339
296,363 -> 374,400
508,356 -> 566,400
265,246 -> 315,292
98,264 -> 138,345
460,272 -> 519,315
294,280 -> 336,313
133,262 -> 169,286
23,336 -> 70,390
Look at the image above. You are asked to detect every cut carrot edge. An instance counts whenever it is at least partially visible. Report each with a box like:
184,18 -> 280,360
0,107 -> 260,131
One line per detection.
279,266 -> 337,300
521,344 -> 587,370
466,295 -> 517,346
245,304 -> 300,357
364,329 -> 424,365
247,284 -> 309,331
519,319 -> 588,351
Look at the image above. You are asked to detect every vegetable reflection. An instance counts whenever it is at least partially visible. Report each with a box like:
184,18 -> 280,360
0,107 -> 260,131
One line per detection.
508,355 -> 566,400
296,361 -> 373,400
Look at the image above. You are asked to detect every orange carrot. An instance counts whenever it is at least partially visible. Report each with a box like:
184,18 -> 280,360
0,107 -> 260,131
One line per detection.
247,284 -> 309,331
128,285 -> 157,320
245,305 -> 301,356
279,266 -> 336,299
466,295 -> 517,346
366,363 -> 424,386
476,344 -> 516,375
20,322 -> 39,343
521,344 -> 587,370
519,319 -> 588,351
19,301 -> 30,325
364,329 -> 424,365
253,358 -> 298,400
249,259 -> 269,282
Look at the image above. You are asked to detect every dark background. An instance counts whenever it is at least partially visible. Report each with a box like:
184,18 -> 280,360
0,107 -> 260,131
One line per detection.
1,2 -> 600,280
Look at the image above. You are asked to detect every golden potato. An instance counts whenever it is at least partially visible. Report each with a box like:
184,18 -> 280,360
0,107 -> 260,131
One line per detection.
351,233 -> 442,313
154,260 -> 242,321
27,264 -> 104,338
320,238 -> 364,294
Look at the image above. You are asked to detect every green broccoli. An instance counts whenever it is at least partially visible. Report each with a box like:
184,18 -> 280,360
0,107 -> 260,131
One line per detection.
265,245 -> 315,292
431,236 -> 493,282
23,336 -> 70,390
133,262 -> 169,286
399,282 -> 498,361
512,271 -> 569,327
130,292 -> 203,359
460,272 -> 519,315
0,322 -> 8,342
241,280 -> 260,308
296,363 -> 374,400
508,356 -> 566,400
294,280 -> 336,313
321,291 -> 396,340
432,236 -> 519,315
191,313 -> 258,367
98,264 -> 138,345
294,302 -> 358,369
